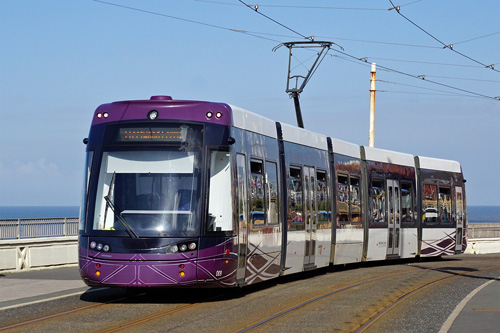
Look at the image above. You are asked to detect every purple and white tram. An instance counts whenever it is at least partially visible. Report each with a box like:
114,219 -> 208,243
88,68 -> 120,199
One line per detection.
79,96 -> 467,288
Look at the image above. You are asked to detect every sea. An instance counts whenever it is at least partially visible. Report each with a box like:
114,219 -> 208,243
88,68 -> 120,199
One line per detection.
0,205 -> 499,222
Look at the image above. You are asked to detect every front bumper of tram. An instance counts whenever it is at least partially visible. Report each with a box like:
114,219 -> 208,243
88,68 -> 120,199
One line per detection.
78,235 -> 238,288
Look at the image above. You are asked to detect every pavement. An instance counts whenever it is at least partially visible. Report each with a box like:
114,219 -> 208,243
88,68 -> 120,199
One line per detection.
444,277 -> 500,333
0,265 -> 89,310
0,265 -> 499,332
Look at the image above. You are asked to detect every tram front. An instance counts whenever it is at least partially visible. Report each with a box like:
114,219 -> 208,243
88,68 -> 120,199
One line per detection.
79,96 -> 238,288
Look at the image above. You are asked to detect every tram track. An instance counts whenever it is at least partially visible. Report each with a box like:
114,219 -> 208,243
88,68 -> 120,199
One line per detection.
0,289 -> 145,331
2,257 -> 498,332
355,264 -> 500,332
234,263 -> 500,333
0,287 -> 227,332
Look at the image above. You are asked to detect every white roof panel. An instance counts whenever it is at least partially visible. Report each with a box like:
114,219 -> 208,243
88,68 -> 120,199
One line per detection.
331,138 -> 360,158
363,146 -> 415,167
230,105 -> 277,138
417,156 -> 461,173
280,122 -> 328,150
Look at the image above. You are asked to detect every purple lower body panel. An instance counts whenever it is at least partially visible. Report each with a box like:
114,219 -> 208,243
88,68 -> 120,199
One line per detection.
79,239 -> 238,288
421,229 -> 463,257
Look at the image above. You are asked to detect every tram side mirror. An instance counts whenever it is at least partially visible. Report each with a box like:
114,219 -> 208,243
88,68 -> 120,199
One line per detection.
228,137 -> 236,145
83,138 -> 89,145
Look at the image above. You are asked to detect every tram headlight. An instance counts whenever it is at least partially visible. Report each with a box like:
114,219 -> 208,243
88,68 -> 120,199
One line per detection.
103,245 -> 110,252
206,111 -> 213,119
147,110 -> 159,120
96,243 -> 103,251
170,245 -> 178,253
90,241 -> 97,249
179,244 -> 188,252
216,112 -> 223,119
188,242 -> 197,250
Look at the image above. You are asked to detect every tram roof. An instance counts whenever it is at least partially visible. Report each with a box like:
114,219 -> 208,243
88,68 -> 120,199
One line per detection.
416,156 -> 461,173
279,122 -> 328,151
330,138 -> 360,159
230,105 -> 277,139
362,146 -> 415,167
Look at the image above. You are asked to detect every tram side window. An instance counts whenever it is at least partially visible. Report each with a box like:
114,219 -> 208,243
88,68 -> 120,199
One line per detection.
207,150 -> 233,232
401,182 -> 414,225
317,171 -> 330,223
250,160 -> 265,226
289,167 -> 303,226
439,187 -> 452,225
455,187 -> 464,225
80,151 -> 93,231
423,184 -> 438,225
266,161 -> 279,225
236,154 -> 248,230
350,177 -> 362,225
337,175 -> 349,225
370,180 -> 386,225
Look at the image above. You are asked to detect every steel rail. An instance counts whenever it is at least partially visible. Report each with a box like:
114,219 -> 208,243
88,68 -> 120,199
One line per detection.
0,289 -> 138,331
0,288 -> 226,332
235,264 -> 500,333
100,293 -> 226,333
355,265 -> 500,332
235,268 -> 423,332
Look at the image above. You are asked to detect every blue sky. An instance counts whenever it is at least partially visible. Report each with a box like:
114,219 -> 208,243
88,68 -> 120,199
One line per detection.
0,0 -> 499,206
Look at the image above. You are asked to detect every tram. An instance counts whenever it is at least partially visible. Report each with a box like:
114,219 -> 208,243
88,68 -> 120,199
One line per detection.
78,96 -> 467,288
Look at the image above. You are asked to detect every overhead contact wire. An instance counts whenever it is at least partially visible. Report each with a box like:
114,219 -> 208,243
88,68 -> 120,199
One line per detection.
93,0 -> 499,101
238,0 -> 309,40
388,0 -> 500,73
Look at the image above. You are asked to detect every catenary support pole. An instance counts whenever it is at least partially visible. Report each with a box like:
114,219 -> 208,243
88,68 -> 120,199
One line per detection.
369,62 -> 376,147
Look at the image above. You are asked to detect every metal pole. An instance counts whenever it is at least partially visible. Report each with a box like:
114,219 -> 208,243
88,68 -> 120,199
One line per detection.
292,91 -> 305,128
369,62 -> 376,148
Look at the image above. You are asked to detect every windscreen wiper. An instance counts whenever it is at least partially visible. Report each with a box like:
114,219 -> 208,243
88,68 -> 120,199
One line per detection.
104,195 -> 139,239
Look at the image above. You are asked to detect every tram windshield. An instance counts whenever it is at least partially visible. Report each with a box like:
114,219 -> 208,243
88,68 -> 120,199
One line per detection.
92,149 -> 201,237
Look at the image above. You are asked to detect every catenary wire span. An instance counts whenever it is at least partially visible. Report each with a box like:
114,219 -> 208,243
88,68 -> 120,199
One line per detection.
387,0 -> 499,73
237,0 -> 309,40
92,0 -> 499,101
333,48 -> 498,100
236,0 -> 499,101
195,0 -> 423,11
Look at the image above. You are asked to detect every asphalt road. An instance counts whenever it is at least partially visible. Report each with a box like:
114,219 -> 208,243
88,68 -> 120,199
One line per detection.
1,254 -> 499,332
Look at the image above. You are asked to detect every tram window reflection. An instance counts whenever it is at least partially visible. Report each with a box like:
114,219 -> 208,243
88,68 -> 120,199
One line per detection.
289,167 -> 303,227
350,177 -> 361,225
207,150 -> 233,232
439,187 -> 452,225
401,182 -> 414,225
250,160 -> 265,226
236,154 -> 248,230
370,180 -> 386,225
337,175 -> 349,225
423,184 -> 438,225
317,170 -> 330,224
266,161 -> 279,225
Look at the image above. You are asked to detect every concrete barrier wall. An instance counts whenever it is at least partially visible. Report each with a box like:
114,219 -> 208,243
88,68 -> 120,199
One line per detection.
0,237 -> 77,271
464,238 -> 500,255
468,223 -> 500,239
1,224 -> 499,272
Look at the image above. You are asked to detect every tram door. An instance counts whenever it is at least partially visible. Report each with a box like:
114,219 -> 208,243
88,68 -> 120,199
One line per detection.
455,187 -> 464,252
304,166 -> 317,267
386,180 -> 401,256
236,154 -> 248,282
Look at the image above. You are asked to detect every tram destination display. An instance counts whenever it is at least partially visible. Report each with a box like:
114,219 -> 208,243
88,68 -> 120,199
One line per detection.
117,127 -> 185,142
